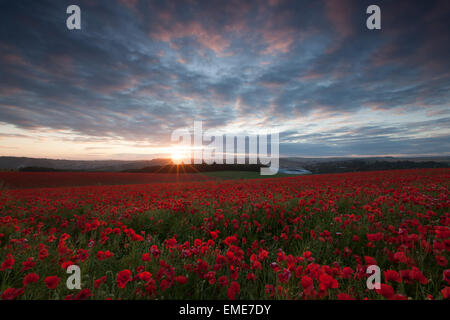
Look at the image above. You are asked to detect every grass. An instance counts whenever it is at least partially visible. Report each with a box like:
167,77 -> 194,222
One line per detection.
0,169 -> 448,300
199,171 -> 297,180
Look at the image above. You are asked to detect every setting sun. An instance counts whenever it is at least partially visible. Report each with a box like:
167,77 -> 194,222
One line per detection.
170,146 -> 189,164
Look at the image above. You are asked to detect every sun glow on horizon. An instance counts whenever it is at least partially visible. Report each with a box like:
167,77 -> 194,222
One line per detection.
169,146 -> 190,164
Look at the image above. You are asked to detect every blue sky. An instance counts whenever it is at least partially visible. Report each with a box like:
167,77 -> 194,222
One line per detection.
0,0 -> 449,160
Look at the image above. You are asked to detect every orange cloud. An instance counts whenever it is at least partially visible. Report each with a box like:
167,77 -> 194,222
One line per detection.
150,20 -> 231,55
324,0 -> 354,38
117,0 -> 139,10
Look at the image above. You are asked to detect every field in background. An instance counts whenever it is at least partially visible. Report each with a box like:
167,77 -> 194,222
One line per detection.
201,171 -> 297,180
0,172 -> 215,189
0,171 -> 298,189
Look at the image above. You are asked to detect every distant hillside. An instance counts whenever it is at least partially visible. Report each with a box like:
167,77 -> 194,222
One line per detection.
0,156 -> 172,171
124,160 -> 448,174
300,159 -> 449,174
124,163 -> 266,173
1,156 -> 449,173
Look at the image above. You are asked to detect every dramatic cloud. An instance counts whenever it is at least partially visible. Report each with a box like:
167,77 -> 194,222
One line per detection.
0,0 -> 449,158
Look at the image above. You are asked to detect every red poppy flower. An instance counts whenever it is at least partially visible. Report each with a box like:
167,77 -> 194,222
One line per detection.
443,269 -> 450,284
1,287 -> 24,300
39,248 -> 49,260
75,288 -> 92,300
94,276 -> 107,289
247,273 -> 256,281
376,283 -> 395,299
21,258 -> 36,272
265,284 -> 274,298
44,276 -> 60,290
300,276 -> 313,289
227,281 -> 240,300
319,273 -> 338,290
337,293 -> 354,300
175,275 -> 188,284
342,267 -> 353,279
23,273 -> 39,286
278,268 -> 292,283
441,287 -> 450,299
384,270 -> 401,283
160,279 -> 171,291
139,271 -> 152,282
142,253 -> 151,262
116,269 -> 132,288
218,275 -> 228,287
97,251 -> 105,260
393,251 -> 408,264
210,231 -> 219,240
0,254 -> 14,271
410,267 -> 428,285
435,255 -> 448,267
364,256 -> 377,266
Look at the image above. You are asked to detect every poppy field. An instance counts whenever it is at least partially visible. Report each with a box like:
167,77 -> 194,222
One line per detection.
0,168 -> 449,300
0,171 -> 215,189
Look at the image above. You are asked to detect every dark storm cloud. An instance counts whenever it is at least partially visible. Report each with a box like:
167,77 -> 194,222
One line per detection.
0,0 -> 449,155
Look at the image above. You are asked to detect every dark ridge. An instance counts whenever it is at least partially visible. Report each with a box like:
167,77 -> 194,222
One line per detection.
302,160 -> 449,174
19,166 -> 66,172
123,163 -> 267,173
